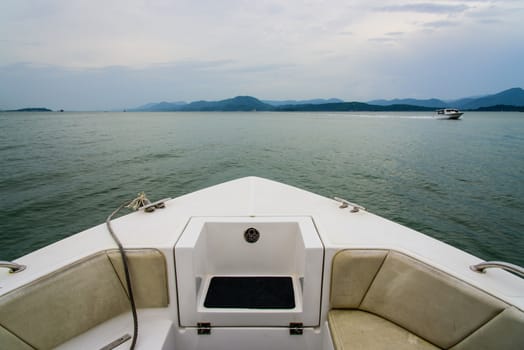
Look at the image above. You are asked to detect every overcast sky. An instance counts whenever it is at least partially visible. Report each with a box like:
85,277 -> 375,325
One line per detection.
1,0 -> 523,110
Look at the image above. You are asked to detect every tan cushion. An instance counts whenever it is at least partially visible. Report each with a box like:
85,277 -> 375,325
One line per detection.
450,307 -> 524,350
0,324 -> 34,350
0,253 -> 130,349
328,310 -> 439,350
107,249 -> 169,308
0,249 -> 169,349
360,252 -> 507,348
330,250 -> 387,308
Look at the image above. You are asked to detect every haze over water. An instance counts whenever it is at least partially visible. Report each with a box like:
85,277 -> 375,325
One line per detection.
0,111 -> 523,266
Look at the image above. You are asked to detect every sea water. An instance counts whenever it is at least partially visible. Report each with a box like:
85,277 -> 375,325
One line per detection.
0,111 -> 523,265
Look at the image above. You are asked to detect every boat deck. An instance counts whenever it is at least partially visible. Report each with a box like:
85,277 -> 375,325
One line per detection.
1,177 -> 522,349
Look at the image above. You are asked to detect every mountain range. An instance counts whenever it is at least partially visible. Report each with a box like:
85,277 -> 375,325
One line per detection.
262,98 -> 344,106
368,88 -> 524,109
131,88 -> 524,112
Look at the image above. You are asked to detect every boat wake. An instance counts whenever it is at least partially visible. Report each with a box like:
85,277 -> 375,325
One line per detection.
347,113 -> 434,120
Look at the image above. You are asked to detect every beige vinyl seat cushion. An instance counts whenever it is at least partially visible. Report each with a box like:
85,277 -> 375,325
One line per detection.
0,324 -> 33,350
449,306 -> 524,350
0,249 -> 168,350
329,310 -> 439,350
329,249 -> 524,350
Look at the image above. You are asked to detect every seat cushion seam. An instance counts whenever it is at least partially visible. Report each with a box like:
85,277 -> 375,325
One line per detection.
0,323 -> 37,349
447,307 -> 507,349
357,251 -> 389,309
105,250 -> 130,300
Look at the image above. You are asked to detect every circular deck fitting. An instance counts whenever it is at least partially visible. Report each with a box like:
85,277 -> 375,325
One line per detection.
244,227 -> 260,243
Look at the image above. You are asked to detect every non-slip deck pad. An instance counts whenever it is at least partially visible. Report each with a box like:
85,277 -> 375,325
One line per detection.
204,276 -> 295,309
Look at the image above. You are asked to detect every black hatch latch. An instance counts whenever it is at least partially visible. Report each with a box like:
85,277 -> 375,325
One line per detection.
197,322 -> 212,335
289,322 -> 303,335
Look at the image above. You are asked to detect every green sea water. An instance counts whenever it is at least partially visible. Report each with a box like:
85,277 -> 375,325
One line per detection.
1,111 -> 523,265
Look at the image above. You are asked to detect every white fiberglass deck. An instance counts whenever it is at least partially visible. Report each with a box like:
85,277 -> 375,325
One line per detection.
1,177 -> 523,350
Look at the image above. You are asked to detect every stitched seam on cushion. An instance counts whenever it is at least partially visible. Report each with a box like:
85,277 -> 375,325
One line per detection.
106,251 -> 131,300
357,251 -> 389,309
447,307 -> 507,349
106,249 -> 170,307
0,323 -> 37,349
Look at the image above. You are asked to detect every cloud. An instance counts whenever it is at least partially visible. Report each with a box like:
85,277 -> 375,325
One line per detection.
368,32 -> 405,43
368,37 -> 398,43
423,20 -> 459,28
385,32 -> 404,36
0,60 -> 302,110
377,3 -> 469,14
477,18 -> 503,24
220,63 -> 297,74
0,0 -> 522,108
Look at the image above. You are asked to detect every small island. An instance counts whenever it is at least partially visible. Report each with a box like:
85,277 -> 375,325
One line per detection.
4,108 -> 53,112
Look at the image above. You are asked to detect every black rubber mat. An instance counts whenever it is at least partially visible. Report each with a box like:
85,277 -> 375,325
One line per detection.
204,276 -> 295,309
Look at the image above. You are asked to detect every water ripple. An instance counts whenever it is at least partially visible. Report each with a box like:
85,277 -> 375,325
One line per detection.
1,111 -> 523,265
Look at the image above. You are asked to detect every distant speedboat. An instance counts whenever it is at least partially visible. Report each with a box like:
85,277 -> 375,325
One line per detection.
435,108 -> 464,120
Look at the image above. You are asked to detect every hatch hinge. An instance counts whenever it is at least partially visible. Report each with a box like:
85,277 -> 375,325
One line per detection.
197,322 -> 212,335
289,322 -> 303,335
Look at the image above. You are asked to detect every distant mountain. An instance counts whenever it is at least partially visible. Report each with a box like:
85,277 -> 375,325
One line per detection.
181,96 -> 274,111
132,88 -> 523,112
445,97 -> 478,109
472,104 -> 524,112
132,101 -> 187,111
459,88 -> 524,109
368,98 -> 447,108
263,98 -> 344,106
276,102 -> 434,112
133,96 -> 434,112
4,107 -> 52,112
368,88 -> 524,109
133,96 -> 273,111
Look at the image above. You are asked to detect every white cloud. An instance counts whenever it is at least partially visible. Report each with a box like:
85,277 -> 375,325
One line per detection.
0,0 -> 522,107
377,3 -> 470,14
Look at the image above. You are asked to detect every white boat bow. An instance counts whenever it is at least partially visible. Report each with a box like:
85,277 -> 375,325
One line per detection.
1,177 -> 523,350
